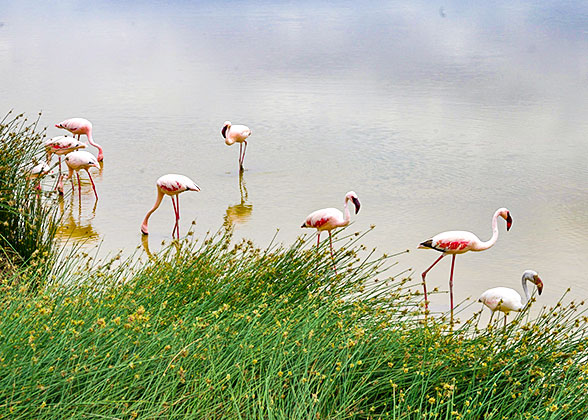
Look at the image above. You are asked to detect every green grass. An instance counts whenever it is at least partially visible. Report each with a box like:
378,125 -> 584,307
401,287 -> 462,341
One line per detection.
0,111 -> 57,275
0,230 -> 587,419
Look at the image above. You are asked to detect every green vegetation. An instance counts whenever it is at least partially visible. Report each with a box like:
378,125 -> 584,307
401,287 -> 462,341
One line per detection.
1,112 -> 588,419
0,112 -> 57,275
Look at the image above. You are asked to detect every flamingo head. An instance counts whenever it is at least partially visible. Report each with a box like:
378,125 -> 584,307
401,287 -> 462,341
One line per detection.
498,208 -> 512,231
345,191 -> 361,214
523,270 -> 543,295
221,121 -> 231,139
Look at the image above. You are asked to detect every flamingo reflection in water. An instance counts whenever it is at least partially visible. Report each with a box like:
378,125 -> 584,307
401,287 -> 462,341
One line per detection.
55,194 -> 100,244
224,171 -> 253,228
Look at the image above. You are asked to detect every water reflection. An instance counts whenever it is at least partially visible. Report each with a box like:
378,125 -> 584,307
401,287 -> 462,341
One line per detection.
224,172 -> 253,228
55,195 -> 100,243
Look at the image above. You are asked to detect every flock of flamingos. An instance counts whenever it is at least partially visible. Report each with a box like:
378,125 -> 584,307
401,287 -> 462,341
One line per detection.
31,117 -> 544,327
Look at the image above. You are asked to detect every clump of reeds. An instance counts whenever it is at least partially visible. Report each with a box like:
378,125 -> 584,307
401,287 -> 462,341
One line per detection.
0,229 -> 587,419
0,111 -> 57,277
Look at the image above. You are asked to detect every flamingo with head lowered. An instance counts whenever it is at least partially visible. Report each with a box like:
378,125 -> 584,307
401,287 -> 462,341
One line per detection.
418,207 -> 513,323
44,136 -> 86,194
221,121 -> 251,171
64,151 -> 100,201
141,174 -> 201,240
56,118 -> 104,162
479,270 -> 543,327
301,191 -> 361,272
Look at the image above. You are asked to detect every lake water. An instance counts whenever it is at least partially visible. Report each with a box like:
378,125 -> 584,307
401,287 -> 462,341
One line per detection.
1,0 -> 587,318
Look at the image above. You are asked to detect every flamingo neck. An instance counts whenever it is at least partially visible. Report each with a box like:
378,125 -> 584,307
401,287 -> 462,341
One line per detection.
521,276 -> 531,307
340,197 -> 351,227
86,128 -> 104,161
141,190 -> 164,234
477,209 -> 501,251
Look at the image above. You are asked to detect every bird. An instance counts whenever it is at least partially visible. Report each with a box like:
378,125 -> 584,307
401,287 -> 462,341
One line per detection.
301,191 -> 361,272
55,118 -> 104,162
44,136 -> 86,194
64,151 -> 100,201
479,270 -> 543,327
418,207 -> 513,323
26,162 -> 53,190
221,121 -> 251,171
141,174 -> 201,240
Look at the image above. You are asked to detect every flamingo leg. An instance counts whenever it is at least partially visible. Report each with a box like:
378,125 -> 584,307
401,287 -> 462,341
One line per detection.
504,314 -> 507,328
488,311 -> 495,328
86,169 -> 98,201
76,172 -> 82,202
421,254 -> 445,311
241,141 -> 248,169
57,156 -> 64,195
176,195 -> 181,240
329,231 -> 338,274
317,232 -> 321,248
449,254 -> 456,325
171,195 -> 179,239
238,143 -> 243,169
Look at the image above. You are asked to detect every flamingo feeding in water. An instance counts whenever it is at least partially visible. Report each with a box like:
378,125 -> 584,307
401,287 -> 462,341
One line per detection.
141,174 -> 201,240
418,207 -> 513,323
55,118 -> 104,162
479,270 -> 543,327
221,121 -> 251,171
27,162 -> 53,190
44,136 -> 86,194
301,191 -> 361,272
64,151 -> 100,201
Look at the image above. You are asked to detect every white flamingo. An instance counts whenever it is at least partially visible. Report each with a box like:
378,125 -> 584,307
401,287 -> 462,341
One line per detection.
44,136 -> 86,194
221,121 -> 251,171
301,191 -> 361,272
479,270 -> 543,327
418,208 -> 513,322
56,118 -> 104,162
141,174 -> 201,239
64,151 -> 100,201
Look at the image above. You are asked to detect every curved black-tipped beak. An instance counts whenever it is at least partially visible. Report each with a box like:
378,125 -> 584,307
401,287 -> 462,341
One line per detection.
535,277 -> 543,295
506,212 -> 513,231
352,197 -> 361,214
221,125 -> 228,139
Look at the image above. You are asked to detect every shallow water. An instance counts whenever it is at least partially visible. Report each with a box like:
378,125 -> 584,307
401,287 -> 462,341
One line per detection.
1,0 -> 587,318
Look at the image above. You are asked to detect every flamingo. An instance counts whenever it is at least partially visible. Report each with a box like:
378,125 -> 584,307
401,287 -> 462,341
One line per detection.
141,174 -> 201,240
64,151 -> 100,201
418,207 -> 513,323
479,270 -> 543,327
26,162 -> 53,190
44,136 -> 86,194
221,121 -> 251,171
301,191 -> 361,271
55,118 -> 104,162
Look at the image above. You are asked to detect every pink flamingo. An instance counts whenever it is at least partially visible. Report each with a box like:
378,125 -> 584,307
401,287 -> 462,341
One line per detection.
301,191 -> 361,271
44,136 -> 86,194
141,174 -> 201,240
55,118 -> 104,162
479,270 -> 543,327
27,162 -> 53,190
418,207 -> 512,323
221,121 -> 252,171
64,151 -> 100,201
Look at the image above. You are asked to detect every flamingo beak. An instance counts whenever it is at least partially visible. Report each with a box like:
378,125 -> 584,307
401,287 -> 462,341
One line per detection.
221,125 -> 228,139
506,212 -> 513,231
352,197 -> 361,214
534,276 -> 543,295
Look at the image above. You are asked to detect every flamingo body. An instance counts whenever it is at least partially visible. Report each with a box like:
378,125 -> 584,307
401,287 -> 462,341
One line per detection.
45,136 -> 86,159
56,118 -> 103,161
141,174 -> 201,239
221,121 -> 251,170
64,151 -> 100,201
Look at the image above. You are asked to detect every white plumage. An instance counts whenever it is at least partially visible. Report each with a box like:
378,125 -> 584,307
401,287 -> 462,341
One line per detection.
221,121 -> 252,170
64,151 -> 100,201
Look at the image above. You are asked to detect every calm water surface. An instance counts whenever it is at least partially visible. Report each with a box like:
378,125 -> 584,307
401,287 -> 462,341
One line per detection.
1,0 -> 587,317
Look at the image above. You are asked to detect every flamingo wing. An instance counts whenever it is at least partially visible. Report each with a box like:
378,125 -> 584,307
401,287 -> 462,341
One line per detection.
420,231 -> 480,253
302,208 -> 342,230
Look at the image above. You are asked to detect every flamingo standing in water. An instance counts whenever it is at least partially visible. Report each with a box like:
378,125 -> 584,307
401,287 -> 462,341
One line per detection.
141,174 -> 201,240
479,270 -> 543,327
56,118 -> 104,162
221,121 -> 251,171
301,191 -> 361,272
26,162 -> 53,190
64,151 -> 100,201
44,136 -> 86,194
418,207 -> 513,323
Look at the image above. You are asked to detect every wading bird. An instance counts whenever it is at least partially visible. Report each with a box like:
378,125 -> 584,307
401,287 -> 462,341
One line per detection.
27,162 -> 53,190
301,191 -> 361,272
221,121 -> 251,171
141,174 -> 201,240
418,208 -> 512,323
56,118 -> 104,162
64,151 -> 100,201
479,270 -> 543,327
44,136 -> 86,194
